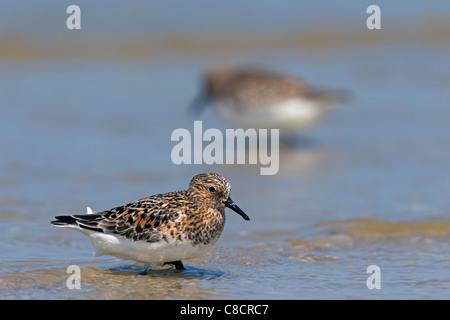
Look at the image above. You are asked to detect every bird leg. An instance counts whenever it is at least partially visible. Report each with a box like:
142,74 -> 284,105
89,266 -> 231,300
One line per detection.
165,260 -> 185,270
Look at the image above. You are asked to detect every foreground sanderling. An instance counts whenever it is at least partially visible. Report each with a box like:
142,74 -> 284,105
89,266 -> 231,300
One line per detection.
190,66 -> 349,136
51,173 -> 249,270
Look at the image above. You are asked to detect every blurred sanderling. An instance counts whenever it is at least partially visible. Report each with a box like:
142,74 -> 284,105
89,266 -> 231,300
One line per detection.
51,173 -> 249,270
190,66 -> 350,137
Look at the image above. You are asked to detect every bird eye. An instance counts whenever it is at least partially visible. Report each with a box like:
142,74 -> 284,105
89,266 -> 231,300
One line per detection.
208,186 -> 217,193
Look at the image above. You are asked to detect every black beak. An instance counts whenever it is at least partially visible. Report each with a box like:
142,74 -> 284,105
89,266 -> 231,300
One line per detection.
187,91 -> 209,116
224,197 -> 250,221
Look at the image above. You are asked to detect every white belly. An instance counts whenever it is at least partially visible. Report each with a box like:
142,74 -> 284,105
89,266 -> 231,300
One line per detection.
75,227 -> 216,264
216,98 -> 328,132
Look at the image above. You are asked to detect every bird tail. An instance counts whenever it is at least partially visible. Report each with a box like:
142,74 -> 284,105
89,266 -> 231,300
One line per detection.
51,215 -> 81,228
316,89 -> 352,107
51,207 -> 96,227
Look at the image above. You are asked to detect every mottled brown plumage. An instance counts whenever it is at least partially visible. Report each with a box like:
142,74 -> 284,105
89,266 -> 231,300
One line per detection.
190,66 -> 350,134
204,67 -> 318,108
51,173 -> 249,270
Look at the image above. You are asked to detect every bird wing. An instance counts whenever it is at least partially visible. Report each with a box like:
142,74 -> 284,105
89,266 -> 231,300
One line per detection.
226,70 -> 310,106
51,192 -> 185,243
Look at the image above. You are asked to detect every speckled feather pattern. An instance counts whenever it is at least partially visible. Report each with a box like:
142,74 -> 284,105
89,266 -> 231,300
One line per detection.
51,173 -> 249,267
191,67 -> 350,134
204,68 -> 336,108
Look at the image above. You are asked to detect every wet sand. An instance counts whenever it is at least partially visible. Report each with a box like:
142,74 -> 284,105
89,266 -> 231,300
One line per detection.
1,1 -> 450,300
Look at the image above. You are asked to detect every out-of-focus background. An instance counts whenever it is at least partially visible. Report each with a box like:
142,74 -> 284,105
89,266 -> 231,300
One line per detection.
1,1 -> 449,299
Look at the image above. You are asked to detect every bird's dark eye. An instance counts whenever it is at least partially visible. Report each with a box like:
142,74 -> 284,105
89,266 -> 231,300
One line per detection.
208,186 -> 217,193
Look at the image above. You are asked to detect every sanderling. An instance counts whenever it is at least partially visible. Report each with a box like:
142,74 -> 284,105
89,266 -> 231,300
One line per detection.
190,66 -> 349,136
51,173 -> 249,270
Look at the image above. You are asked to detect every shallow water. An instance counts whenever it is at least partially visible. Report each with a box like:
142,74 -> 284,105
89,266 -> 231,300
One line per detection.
1,1 -> 450,300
